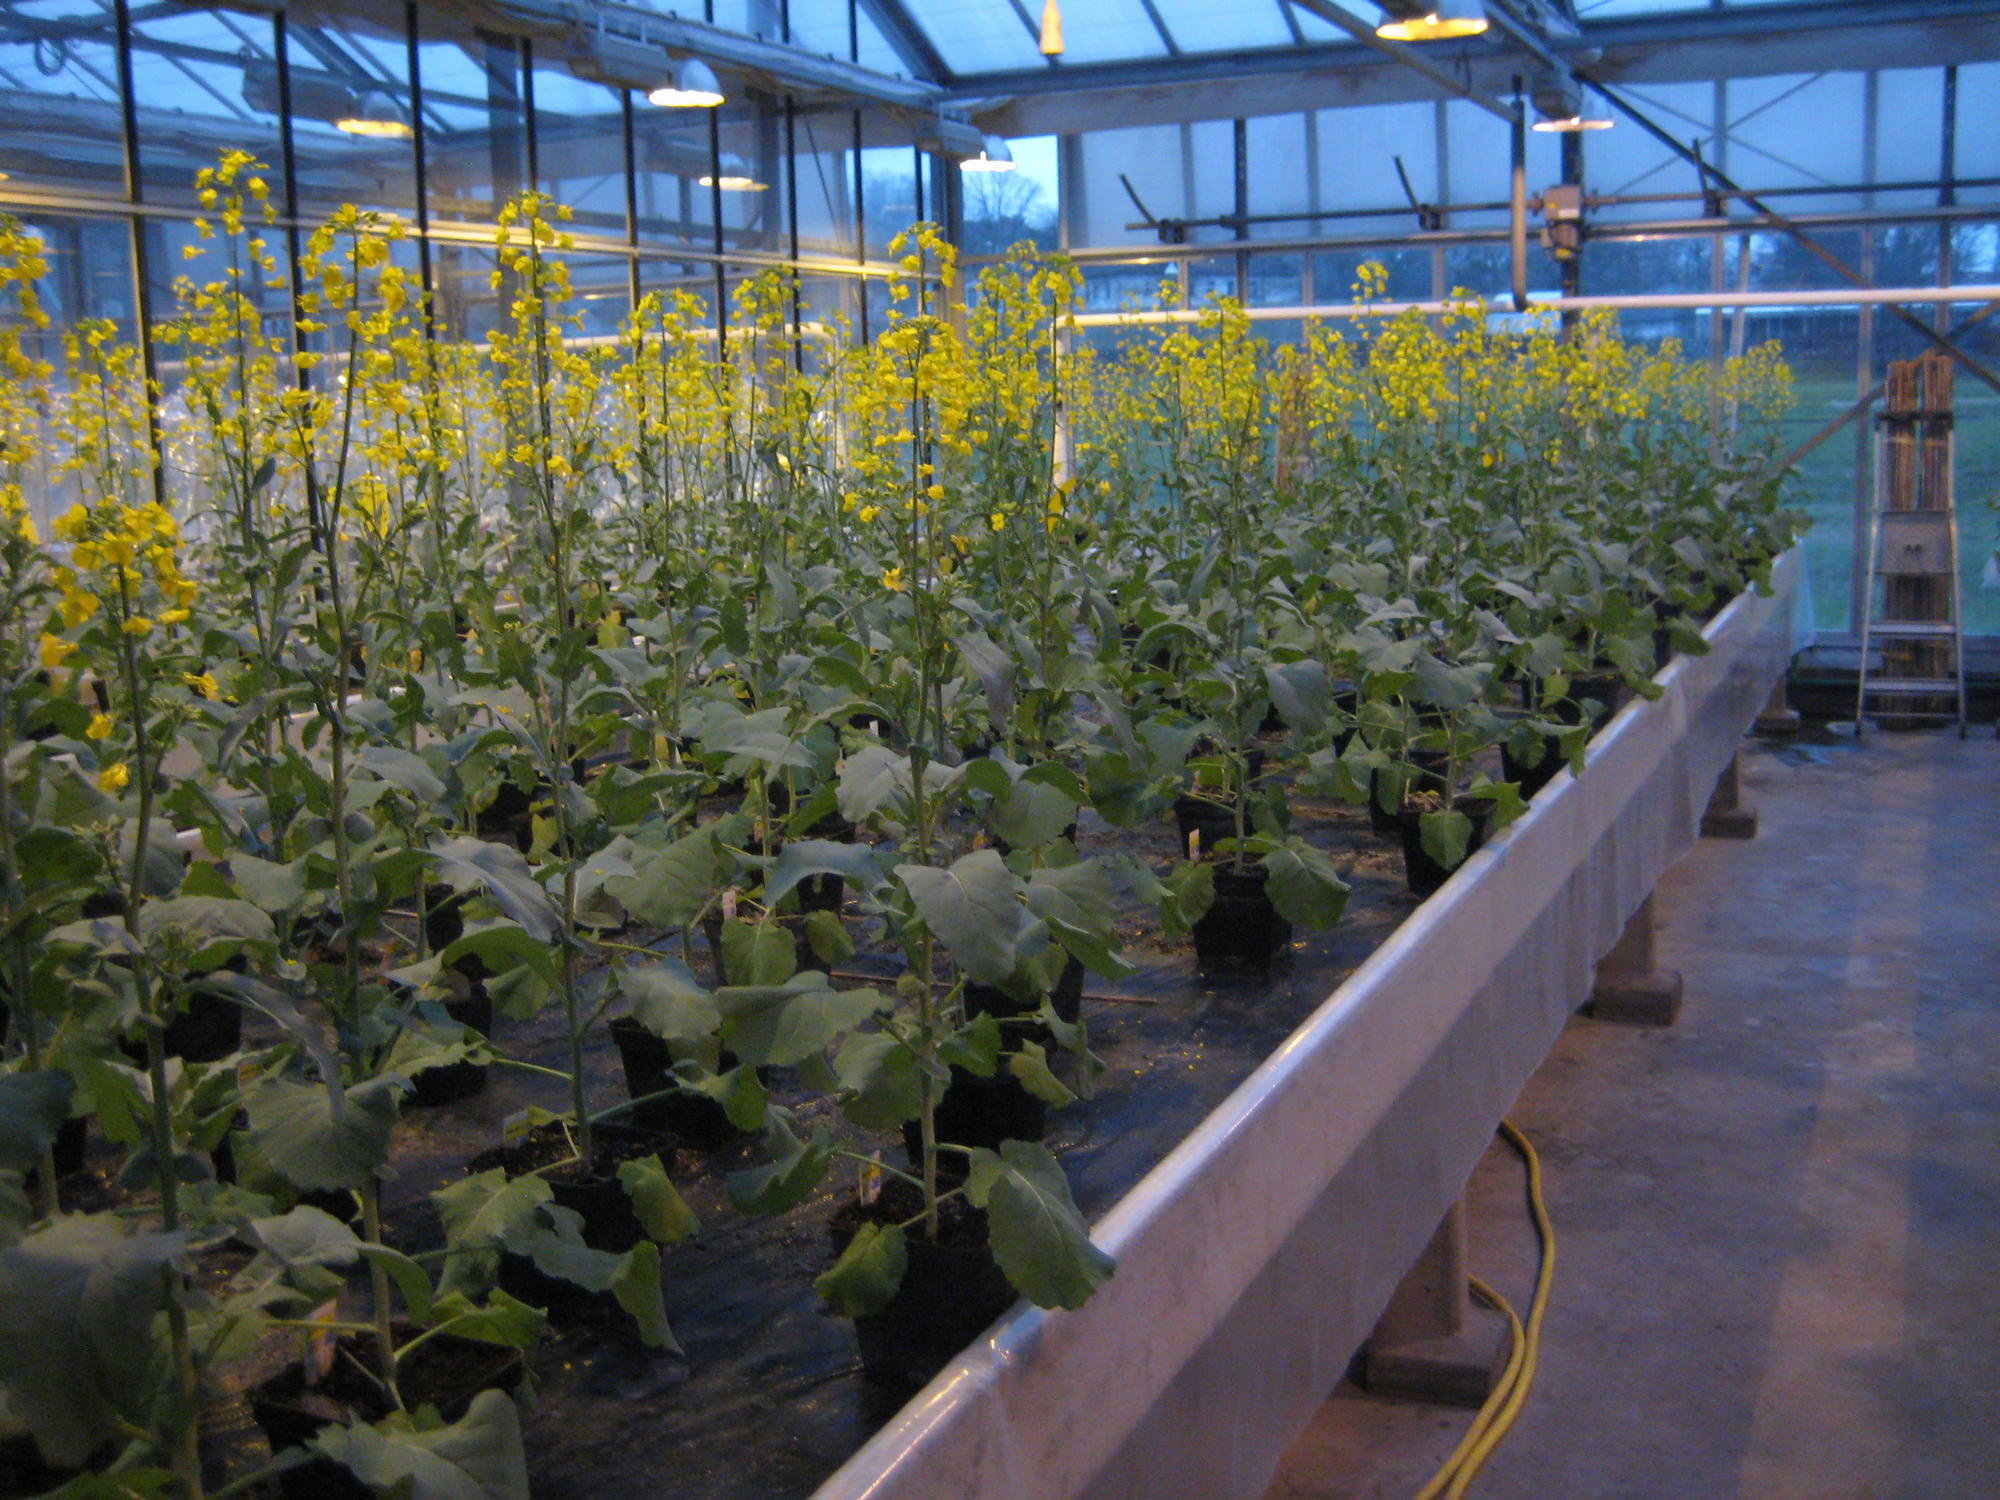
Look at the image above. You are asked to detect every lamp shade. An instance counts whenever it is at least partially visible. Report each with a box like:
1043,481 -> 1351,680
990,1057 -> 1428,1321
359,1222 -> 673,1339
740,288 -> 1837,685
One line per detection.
1376,0 -> 1488,41
960,135 -> 1016,173
700,154 -> 768,192
335,89 -> 413,139
648,57 -> 724,108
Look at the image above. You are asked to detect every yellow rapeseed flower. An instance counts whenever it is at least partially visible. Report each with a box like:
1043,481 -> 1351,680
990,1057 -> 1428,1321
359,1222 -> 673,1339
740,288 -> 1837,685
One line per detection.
121,616 -> 153,637
97,762 -> 129,793
184,671 -> 220,701
858,505 -> 880,524
38,634 -> 75,669
881,566 -> 906,593
86,712 -> 114,740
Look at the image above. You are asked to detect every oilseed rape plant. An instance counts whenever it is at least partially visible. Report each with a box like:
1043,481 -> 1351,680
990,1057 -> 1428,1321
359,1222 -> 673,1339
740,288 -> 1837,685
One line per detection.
0,149 -> 1805,1500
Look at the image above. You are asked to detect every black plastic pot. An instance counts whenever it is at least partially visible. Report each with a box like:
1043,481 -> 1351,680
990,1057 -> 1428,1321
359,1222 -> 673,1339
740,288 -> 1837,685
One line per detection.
1191,864 -> 1293,973
831,1194 -> 1017,1390
22,1115 -> 87,1197
608,1017 -> 745,1151
1172,795 -> 1240,858
407,991 -> 493,1108
903,1066 -> 1048,1172
248,1328 -> 524,1500
119,982 -> 244,1069
1368,752 -> 1449,836
1500,736 -> 1565,802
1524,670 -> 1629,728
963,954 -> 1084,1030
1396,800 -> 1494,899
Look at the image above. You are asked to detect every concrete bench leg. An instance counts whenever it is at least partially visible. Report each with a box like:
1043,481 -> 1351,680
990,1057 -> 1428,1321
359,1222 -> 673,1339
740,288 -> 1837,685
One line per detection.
1585,894 -> 1684,1027
1754,675 -> 1801,737
1362,1201 -> 1510,1408
1700,750 -> 1758,839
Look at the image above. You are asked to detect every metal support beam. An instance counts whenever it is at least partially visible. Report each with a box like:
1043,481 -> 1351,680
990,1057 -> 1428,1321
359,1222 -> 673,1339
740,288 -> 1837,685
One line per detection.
1279,0 -> 1513,121
1584,77 -> 2000,398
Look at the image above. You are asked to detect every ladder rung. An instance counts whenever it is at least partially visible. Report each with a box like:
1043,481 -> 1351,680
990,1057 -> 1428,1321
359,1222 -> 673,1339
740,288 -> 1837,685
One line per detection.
1868,622 -> 1958,637
1861,678 -> 1962,694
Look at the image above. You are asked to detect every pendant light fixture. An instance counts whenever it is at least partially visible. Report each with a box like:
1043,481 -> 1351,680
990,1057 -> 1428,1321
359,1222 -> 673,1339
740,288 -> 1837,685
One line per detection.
648,57 -> 724,108
960,135 -> 1016,173
335,88 -> 414,139
1375,0 -> 1488,42
1039,0 -> 1065,57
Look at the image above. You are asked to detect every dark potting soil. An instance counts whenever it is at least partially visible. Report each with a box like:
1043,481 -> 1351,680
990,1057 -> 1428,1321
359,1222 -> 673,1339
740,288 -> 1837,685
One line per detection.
202,771 -> 1437,1500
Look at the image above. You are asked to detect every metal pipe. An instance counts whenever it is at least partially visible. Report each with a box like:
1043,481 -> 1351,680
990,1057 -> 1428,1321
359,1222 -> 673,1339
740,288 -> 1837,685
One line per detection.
1509,82 -> 1528,313
1069,283 -> 2000,326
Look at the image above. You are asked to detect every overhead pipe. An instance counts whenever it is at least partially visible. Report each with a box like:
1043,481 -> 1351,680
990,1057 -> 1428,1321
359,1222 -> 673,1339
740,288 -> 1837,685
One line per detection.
1069,284 -> 2000,327
1510,76 -> 1528,312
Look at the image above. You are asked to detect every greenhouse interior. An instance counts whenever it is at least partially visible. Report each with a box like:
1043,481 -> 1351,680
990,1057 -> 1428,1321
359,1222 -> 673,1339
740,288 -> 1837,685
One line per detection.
0,0 -> 1996,1496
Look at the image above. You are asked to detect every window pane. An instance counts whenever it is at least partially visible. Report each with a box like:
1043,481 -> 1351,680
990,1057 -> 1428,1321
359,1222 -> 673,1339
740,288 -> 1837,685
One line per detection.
288,6 -> 418,222
416,20 -> 528,223
0,1 -> 126,199
132,4 -> 282,207
794,106 -> 857,259
531,57 -> 628,236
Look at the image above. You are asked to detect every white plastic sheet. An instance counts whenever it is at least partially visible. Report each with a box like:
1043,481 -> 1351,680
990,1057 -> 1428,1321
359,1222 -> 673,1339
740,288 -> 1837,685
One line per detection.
812,553 -> 1800,1500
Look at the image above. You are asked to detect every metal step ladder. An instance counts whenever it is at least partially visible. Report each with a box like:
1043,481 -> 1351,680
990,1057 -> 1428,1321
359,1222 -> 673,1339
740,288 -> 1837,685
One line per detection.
1857,351 -> 1967,737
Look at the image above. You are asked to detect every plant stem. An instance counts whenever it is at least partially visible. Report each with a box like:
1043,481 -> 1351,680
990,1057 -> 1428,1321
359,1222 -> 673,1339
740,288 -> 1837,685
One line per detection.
360,1174 -> 403,1409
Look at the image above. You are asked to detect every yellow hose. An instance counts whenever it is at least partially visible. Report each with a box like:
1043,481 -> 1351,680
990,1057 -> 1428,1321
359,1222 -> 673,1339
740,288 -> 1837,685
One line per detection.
1411,1120 -> 1555,1500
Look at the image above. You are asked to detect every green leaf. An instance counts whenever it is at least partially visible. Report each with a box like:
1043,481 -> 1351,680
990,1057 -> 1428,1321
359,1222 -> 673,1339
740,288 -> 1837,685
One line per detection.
803,908 -> 854,965
135,895 -> 277,969
616,1155 -> 699,1246
719,976 -> 885,1069
426,1289 -> 545,1351
358,1242 -> 435,1324
1024,862 -> 1134,979
605,827 -> 721,930
246,1205 -> 362,1274
700,707 -> 819,773
894,850 -> 1042,985
955,631 -> 1018,728
0,1216 -> 185,1467
311,1388 -> 530,1500
761,839 -> 885,909
963,1141 -> 1113,1310
720,918 -> 796,987
1160,859 -> 1216,943
837,743 -> 913,824
1264,658 -> 1329,729
814,1221 -> 907,1318
247,1076 -> 405,1194
1261,841 -> 1351,931
432,1170 -> 554,1298
617,960 -> 721,1066
1419,807 -> 1475,872
428,836 -> 559,943
357,745 -> 448,803
0,1070 -> 73,1176
440,920 -> 559,984
992,777 -> 1078,852
1008,1041 -> 1077,1107
227,852 -> 309,915
726,1114 -> 832,1215
834,1032 -> 923,1130
608,1238 -> 678,1351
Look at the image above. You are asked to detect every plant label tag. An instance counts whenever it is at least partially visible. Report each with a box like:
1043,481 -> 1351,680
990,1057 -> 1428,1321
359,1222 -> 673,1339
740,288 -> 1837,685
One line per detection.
503,1109 -> 532,1143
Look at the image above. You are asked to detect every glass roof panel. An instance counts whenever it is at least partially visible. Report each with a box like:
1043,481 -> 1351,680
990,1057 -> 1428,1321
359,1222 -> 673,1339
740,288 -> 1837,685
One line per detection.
906,0 -> 1042,75
852,7 -> 913,78
1148,0 -> 1297,52
1048,0 -> 1172,65
1574,0 -> 1707,16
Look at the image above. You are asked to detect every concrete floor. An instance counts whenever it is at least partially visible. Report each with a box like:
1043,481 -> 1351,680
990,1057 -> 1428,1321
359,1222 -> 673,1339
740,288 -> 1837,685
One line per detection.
1264,726 -> 2000,1500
